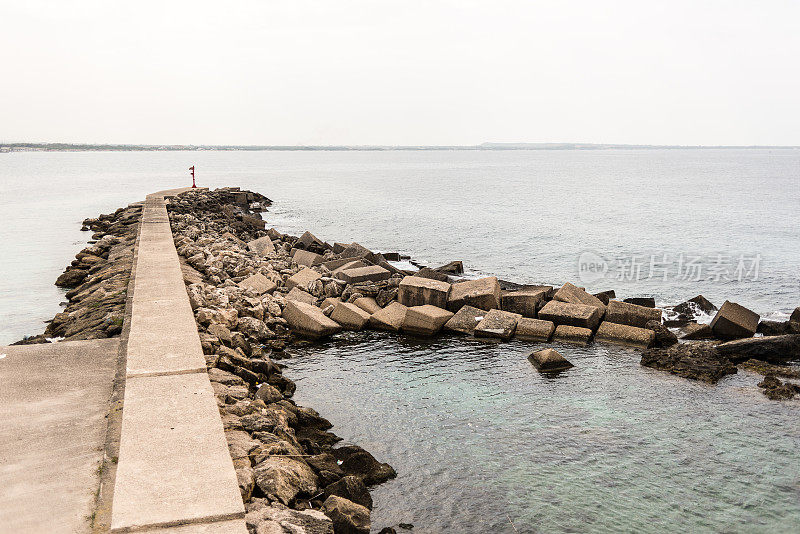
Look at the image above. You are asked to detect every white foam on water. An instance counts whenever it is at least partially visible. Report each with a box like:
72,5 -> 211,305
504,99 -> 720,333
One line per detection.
0,354 -> 6,360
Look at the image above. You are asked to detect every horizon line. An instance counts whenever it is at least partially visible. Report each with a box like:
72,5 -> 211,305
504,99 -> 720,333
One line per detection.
2,142 -> 800,152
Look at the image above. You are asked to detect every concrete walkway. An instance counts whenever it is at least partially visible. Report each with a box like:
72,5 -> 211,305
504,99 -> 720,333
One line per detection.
111,189 -> 246,533
0,338 -> 119,534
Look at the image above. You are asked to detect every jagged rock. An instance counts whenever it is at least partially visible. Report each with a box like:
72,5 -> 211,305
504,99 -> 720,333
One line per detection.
246,502 -> 333,534
757,375 -> 800,400
55,268 -> 89,288
237,316 -> 275,342
324,476 -> 373,510
739,359 -> 800,378
641,342 -> 737,383
645,319 -> 678,347
757,320 -> 791,336
716,334 -> 800,364
256,383 -> 284,403
330,445 -> 396,485
322,495 -> 370,534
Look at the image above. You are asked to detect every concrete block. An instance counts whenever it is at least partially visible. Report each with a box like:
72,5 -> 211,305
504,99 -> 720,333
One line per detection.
286,267 -> 322,291
791,307 -> 800,333
266,228 -> 283,241
605,300 -> 662,328
330,302 -> 371,330
354,297 -> 381,315
238,273 -> 277,295
368,302 -> 408,332
285,287 -> 316,306
336,265 -> 391,284
515,318 -> 555,342
538,300 -> 602,330
501,287 -> 548,318
553,282 -> 606,311
296,231 -> 325,251
528,348 -> 574,372
414,267 -> 449,282
594,322 -> 655,348
111,373 -> 244,532
333,242 -> 349,254
332,260 -> 370,275
474,309 -> 522,341
398,276 -> 451,308
447,276 -> 501,312
340,242 -> 374,259
323,257 -> 360,271
319,297 -> 342,310
283,300 -> 342,339
402,305 -> 454,336
293,249 -> 324,267
552,325 -> 593,345
593,290 -> 616,305
443,305 -> 486,335
623,297 -> 656,308
247,236 -> 275,256
710,301 -> 760,339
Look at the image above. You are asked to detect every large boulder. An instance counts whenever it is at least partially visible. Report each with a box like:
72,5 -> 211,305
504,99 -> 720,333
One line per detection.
322,495 -> 370,534
680,322 -> 714,340
669,295 -> 717,324
515,318 -> 555,342
368,302 -> 408,332
538,300 -> 602,330
605,300 -> 662,328
641,342 -> 737,383
283,300 -> 342,339
500,287 -> 548,318
594,322 -> 655,349
398,276 -> 451,308
246,503 -> 333,534
715,334 -> 800,364
553,282 -> 606,312
330,445 -> 396,485
324,475 -> 373,510
402,305 -> 454,336
623,297 -> 656,308
336,265 -> 392,284
287,267 -> 322,291
253,456 -> 319,505
330,302 -> 371,331
528,348 -> 573,372
757,320 -> 791,336
710,301 -> 759,339
248,236 -> 275,256
447,277 -> 501,312
474,309 -> 522,341
443,305 -> 486,335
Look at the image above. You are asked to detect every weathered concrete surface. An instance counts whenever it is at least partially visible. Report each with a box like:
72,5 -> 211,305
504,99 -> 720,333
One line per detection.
112,374 -> 245,532
0,338 -> 119,534
112,190 -> 245,533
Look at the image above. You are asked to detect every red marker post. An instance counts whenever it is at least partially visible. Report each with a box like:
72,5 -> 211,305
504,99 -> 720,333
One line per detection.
189,166 -> 196,188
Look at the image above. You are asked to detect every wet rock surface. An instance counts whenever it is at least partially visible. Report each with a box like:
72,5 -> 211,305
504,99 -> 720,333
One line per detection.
641,343 -> 737,384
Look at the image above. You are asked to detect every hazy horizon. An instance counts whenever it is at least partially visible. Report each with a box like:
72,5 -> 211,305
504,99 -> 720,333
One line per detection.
2,1 -> 799,146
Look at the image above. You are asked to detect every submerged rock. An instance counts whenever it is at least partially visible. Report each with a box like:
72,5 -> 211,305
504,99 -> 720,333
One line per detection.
641,342 -> 737,384
757,375 -> 800,400
716,334 -> 800,364
528,348 -> 573,372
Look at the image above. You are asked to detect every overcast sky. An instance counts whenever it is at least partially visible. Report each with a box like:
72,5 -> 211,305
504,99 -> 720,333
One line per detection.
1,1 -> 798,146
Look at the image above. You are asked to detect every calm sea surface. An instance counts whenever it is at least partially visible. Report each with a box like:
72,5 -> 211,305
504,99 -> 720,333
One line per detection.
1,149 -> 798,532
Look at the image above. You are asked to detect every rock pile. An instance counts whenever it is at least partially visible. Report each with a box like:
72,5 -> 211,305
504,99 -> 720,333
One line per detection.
13,203 -> 142,344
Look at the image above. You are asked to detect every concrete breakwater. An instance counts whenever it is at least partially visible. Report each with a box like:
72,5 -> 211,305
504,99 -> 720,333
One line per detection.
166,188 -> 800,405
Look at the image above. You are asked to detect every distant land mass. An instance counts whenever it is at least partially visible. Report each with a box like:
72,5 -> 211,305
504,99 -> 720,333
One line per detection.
1,142 -> 798,152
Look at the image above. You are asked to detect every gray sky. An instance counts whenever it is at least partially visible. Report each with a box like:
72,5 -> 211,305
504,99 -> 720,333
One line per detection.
1,0 -> 799,145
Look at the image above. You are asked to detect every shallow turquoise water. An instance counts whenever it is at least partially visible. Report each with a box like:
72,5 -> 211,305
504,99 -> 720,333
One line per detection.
284,333 -> 800,533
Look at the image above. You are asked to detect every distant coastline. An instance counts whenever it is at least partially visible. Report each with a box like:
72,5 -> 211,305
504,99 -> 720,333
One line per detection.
1,142 -> 799,152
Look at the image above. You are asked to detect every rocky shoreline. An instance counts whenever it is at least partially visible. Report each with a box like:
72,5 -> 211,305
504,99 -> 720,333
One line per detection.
15,186 -> 800,533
